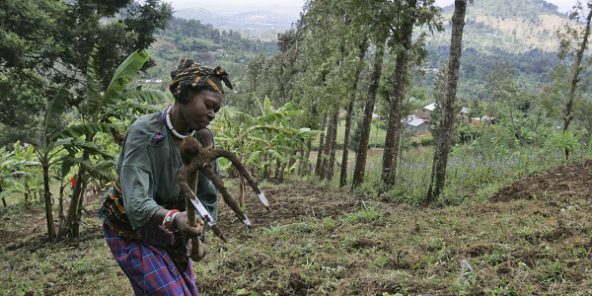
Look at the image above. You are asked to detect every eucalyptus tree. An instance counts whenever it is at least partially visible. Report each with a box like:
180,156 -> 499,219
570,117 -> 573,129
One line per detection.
339,38 -> 369,187
288,0 -> 343,179
382,0 -> 442,186
350,0 -> 400,189
302,0 -> 374,182
351,35 -> 387,189
298,0 -> 346,181
559,0 -> 592,159
426,0 -> 469,203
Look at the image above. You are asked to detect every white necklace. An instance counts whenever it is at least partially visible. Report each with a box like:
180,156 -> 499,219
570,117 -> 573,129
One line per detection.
165,105 -> 195,139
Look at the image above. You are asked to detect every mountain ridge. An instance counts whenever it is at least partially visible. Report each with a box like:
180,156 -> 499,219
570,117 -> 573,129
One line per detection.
430,0 -> 577,53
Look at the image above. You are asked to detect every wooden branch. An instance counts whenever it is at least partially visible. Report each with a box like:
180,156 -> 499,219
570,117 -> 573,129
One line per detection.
177,135 -> 270,244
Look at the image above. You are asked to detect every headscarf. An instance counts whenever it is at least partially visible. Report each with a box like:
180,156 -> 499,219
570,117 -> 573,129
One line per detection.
169,59 -> 233,98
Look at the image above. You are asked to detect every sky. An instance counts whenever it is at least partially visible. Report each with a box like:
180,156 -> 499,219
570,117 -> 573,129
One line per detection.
168,0 -> 580,17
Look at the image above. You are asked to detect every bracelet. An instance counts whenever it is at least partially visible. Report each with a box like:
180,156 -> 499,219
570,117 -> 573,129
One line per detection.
170,212 -> 180,230
162,209 -> 179,230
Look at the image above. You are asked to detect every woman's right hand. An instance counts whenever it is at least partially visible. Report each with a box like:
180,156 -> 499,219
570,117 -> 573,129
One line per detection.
173,211 -> 204,239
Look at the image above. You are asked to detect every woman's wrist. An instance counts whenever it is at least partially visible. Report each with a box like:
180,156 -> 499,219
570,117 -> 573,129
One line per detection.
162,209 -> 180,230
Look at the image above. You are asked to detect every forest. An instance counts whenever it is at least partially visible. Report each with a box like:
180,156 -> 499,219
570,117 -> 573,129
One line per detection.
1,0 -> 592,295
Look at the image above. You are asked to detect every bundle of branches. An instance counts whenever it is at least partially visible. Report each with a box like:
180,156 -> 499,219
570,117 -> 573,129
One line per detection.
177,136 -> 270,261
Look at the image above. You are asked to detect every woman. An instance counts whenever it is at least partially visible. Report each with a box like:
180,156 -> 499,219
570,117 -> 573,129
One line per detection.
99,59 -> 232,295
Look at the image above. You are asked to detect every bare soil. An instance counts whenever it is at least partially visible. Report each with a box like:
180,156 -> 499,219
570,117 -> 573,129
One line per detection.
215,180 -> 360,237
490,159 -> 592,202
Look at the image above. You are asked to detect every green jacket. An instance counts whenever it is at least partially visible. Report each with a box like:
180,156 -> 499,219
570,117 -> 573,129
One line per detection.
100,111 -> 219,230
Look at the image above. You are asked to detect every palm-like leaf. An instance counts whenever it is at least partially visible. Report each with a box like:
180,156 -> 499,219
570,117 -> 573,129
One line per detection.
55,138 -> 113,159
83,47 -> 102,117
63,156 -> 115,180
119,89 -> 174,103
104,49 -> 149,106
59,122 -> 115,138
42,88 -> 69,143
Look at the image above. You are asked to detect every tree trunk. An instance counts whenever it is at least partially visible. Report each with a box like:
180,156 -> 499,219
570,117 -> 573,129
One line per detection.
298,145 -> 306,176
327,110 -> 339,181
279,163 -> 285,182
58,182 -> 65,230
305,138 -> 312,172
315,117 -> 327,176
299,137 -> 312,176
563,5 -> 592,159
340,38 -> 368,187
72,180 -> 87,237
59,150 -> 89,238
352,35 -> 387,189
263,153 -> 270,180
288,156 -> 295,175
42,164 -> 56,241
274,159 -> 281,180
340,101 -> 354,187
382,1 -> 417,186
426,0 -> 468,203
320,117 -> 334,180
24,175 -> 30,208
1,184 -> 6,207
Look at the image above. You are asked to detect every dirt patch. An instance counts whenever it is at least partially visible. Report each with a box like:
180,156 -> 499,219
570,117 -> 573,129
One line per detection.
215,179 -> 360,237
0,207 -> 46,249
490,160 -> 592,202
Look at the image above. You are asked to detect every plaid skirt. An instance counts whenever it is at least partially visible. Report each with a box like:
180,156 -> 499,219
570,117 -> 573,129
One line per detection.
103,223 -> 199,296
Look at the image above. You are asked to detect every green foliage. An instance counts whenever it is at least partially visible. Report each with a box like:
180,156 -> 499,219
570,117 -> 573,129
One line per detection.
548,130 -> 581,156
341,207 -> 382,224
0,0 -> 171,146
213,97 -> 317,179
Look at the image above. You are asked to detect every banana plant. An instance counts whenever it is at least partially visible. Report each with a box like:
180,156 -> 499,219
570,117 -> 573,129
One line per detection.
0,147 -> 16,207
212,97 -> 318,205
59,48 -> 172,238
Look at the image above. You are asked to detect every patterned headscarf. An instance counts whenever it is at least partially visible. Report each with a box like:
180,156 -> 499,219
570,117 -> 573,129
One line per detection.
169,59 -> 233,99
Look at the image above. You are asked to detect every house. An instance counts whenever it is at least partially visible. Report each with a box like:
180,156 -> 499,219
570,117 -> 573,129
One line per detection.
402,114 -> 430,134
424,103 -> 437,113
414,111 -> 431,120
423,103 -> 472,122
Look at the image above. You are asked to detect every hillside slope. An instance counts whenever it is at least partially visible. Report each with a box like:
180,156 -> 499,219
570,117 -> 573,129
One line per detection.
427,0 -> 576,53
2,161 -> 592,295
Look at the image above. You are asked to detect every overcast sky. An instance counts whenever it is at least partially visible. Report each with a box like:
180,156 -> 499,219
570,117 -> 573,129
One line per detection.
168,0 -> 580,17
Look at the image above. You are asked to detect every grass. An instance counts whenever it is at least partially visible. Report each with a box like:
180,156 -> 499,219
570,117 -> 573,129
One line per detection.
315,129 -> 591,207
2,174 -> 592,295
312,119 -> 389,149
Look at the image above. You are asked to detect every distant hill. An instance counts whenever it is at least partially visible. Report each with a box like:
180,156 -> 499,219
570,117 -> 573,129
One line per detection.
416,0 -> 583,100
173,8 -> 294,41
157,0 -> 581,101
429,0 -> 575,53
142,17 -> 278,93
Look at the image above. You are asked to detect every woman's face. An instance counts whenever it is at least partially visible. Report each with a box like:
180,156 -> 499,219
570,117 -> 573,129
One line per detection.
181,90 -> 224,131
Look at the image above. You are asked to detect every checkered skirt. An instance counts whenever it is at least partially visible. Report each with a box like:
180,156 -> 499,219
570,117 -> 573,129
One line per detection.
103,224 -> 199,296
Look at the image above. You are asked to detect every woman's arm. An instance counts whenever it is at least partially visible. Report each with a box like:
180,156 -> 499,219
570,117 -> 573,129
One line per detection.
149,209 -> 202,238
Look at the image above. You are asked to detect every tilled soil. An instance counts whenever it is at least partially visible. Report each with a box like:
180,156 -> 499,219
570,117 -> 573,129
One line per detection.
490,159 -> 592,202
0,207 -> 46,249
215,179 -> 361,237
